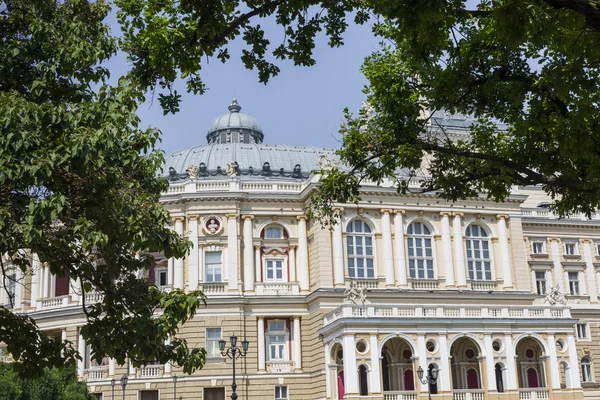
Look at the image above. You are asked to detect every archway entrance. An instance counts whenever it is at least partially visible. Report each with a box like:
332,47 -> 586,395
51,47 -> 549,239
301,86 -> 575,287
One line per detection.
450,337 -> 483,391
381,337 -> 416,395
329,343 -> 344,399
516,337 -> 547,389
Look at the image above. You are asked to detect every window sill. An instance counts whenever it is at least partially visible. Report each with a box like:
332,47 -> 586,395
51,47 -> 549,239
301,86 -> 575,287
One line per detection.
563,254 -> 582,260
582,382 -> 599,389
530,253 -> 549,258
206,357 -> 226,363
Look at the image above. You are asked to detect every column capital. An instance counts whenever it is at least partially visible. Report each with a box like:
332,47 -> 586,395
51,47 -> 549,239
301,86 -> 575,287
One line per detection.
331,206 -> 344,213
496,214 -> 510,220
380,208 -> 393,214
392,209 -> 406,215
296,215 -> 308,221
548,237 -> 561,242
289,245 -> 297,250
172,217 -> 184,223
440,211 -> 453,217
241,214 -> 255,220
257,316 -> 265,321
225,213 -> 239,219
187,214 -> 200,221
254,245 -> 262,250
580,238 -> 594,244
452,212 -> 464,218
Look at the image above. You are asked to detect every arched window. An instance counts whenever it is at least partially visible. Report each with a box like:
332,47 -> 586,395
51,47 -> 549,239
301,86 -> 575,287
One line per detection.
346,220 -> 374,279
495,364 -> 505,393
428,364 -> 438,394
263,225 -> 286,239
581,357 -> 593,382
407,222 -> 434,279
358,365 -> 369,395
465,224 -> 492,281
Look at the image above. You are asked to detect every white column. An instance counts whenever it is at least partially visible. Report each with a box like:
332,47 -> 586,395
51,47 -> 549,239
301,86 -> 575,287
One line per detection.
332,210 -> 345,287
30,254 -> 40,308
324,343 -> 332,398
394,211 -> 408,287
439,334 -> 451,391
174,218 -> 184,289
549,239 -> 564,291
370,334 -> 381,393
382,210 -> 395,286
582,240 -> 598,302
567,334 -> 582,388
484,334 -> 497,391
417,334 -> 428,391
129,358 -> 136,376
61,329 -> 68,357
257,317 -> 266,371
13,267 -> 22,308
289,246 -> 297,282
227,214 -> 239,291
77,332 -> 85,377
453,213 -> 467,287
167,258 -> 174,286
43,265 -> 51,298
198,243 -> 204,283
297,216 -> 310,292
254,246 -> 262,283
547,334 -> 561,389
497,215 -> 514,288
440,213 -> 455,287
109,358 -> 116,376
504,334 -> 517,390
187,216 -> 199,290
292,317 -> 302,370
70,274 -> 81,303
342,334 -> 358,394
242,216 -> 255,292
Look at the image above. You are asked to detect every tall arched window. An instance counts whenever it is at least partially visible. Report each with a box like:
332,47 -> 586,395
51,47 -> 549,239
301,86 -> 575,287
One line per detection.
581,357 -> 593,382
407,222 -> 434,279
358,365 -> 369,395
346,220 -> 374,279
465,224 -> 492,281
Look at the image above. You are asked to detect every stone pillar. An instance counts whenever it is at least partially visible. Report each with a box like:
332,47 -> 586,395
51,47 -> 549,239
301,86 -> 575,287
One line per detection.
292,317 -> 302,371
504,334 -> 517,390
13,267 -> 22,309
164,339 -> 172,376
332,209 -> 345,287
242,215 -> 255,292
370,334 -> 381,394
173,218 -> 184,289
257,317 -> 266,371
453,213 -> 467,287
549,238 -> 564,291
30,254 -> 40,308
324,343 -> 332,398
394,211 -> 408,287
496,215 -> 514,288
167,258 -> 174,286
109,358 -> 116,376
381,209 -> 395,286
547,334 -> 561,389
582,240 -> 598,302
70,274 -> 81,303
484,334 -> 497,391
440,213 -> 455,287
567,334 -> 582,388
342,334 -> 358,394
187,216 -> 199,290
226,213 -> 239,292
129,358 -> 136,377
61,329 -> 67,357
417,334 -> 428,391
77,331 -> 85,377
254,246 -> 262,283
438,334 -> 451,392
297,216 -> 310,292
289,246 -> 297,282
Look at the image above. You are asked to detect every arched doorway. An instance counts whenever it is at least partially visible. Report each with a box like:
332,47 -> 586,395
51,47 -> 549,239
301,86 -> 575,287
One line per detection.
381,337 -> 416,395
450,337 -> 483,390
515,337 -> 547,389
495,363 -> 505,393
358,364 -> 369,395
329,343 -> 344,399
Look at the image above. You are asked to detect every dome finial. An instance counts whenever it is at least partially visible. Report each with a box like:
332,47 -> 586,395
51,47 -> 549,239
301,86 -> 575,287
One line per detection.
228,96 -> 241,113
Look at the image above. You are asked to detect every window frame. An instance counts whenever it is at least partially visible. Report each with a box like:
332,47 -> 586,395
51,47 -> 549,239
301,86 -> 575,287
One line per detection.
581,357 -> 594,383
274,386 -> 289,400
205,250 -> 223,283
577,323 -> 590,340
266,320 -> 289,362
531,241 -> 546,255
345,219 -> 375,279
264,258 -> 286,282
206,327 -> 223,359
156,267 -> 168,288
465,224 -> 493,281
534,271 -> 547,295
568,271 -> 581,296
564,242 -> 578,256
407,221 -> 435,280
264,225 -> 285,240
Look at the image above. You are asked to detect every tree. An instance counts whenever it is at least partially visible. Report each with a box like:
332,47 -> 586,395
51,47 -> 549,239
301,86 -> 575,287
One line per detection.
0,0 -> 205,376
115,0 -> 600,217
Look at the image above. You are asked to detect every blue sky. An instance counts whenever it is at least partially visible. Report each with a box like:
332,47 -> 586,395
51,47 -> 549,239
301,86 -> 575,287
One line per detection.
107,15 -> 380,154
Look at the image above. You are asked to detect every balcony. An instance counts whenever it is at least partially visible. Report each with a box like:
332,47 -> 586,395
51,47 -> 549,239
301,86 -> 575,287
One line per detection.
469,280 -> 498,291
37,295 -> 70,310
85,367 -> 108,381
345,278 -> 379,290
267,360 -> 295,373
323,304 -> 571,326
139,364 -> 163,378
255,282 -> 300,296
383,391 -> 417,400
453,389 -> 485,400
198,282 -> 226,295
519,388 -> 549,400
409,279 -> 439,290
85,292 -> 104,304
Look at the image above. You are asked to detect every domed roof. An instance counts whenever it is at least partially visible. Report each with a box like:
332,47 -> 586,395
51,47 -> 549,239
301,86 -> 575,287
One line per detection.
206,97 -> 264,144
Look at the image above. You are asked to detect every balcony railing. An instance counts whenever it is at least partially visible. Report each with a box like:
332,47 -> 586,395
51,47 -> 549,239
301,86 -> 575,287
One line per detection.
410,279 -> 439,290
85,292 -> 104,304
345,278 -> 379,289
384,391 -> 417,400
158,286 -> 173,293
453,389 -> 485,400
521,208 -> 600,220
198,282 -> 226,295
519,388 -> 549,400
37,295 -> 70,310
139,364 -> 163,378
469,280 -> 498,291
323,304 -> 571,326
255,282 -> 300,296
267,361 -> 294,373
85,367 -> 108,381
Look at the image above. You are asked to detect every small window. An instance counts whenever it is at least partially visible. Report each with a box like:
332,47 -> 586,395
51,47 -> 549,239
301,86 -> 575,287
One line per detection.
206,328 -> 222,358
275,386 -> 288,400
532,242 -> 545,254
265,226 -> 284,239
577,323 -> 589,339
205,251 -> 222,283
565,242 -> 577,255
568,272 -> 580,295
535,271 -> 547,295
265,259 -> 285,282
157,269 -> 168,287
140,390 -> 158,400
582,357 -> 594,382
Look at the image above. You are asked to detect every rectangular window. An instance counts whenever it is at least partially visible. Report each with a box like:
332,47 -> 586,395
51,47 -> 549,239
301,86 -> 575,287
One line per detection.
205,251 -> 222,282
532,242 -> 545,254
265,260 -> 284,282
204,388 -> 225,400
157,269 -> 168,287
267,321 -> 288,361
140,390 -> 158,400
206,328 -> 222,358
565,243 -> 577,255
275,386 -> 288,400
577,323 -> 589,339
535,271 -> 547,295
568,272 -> 580,295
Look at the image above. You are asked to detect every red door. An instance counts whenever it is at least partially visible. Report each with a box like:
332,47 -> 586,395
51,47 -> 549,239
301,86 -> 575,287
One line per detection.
527,368 -> 540,388
467,368 -> 480,389
404,369 -> 415,390
337,370 -> 345,399
55,270 -> 70,296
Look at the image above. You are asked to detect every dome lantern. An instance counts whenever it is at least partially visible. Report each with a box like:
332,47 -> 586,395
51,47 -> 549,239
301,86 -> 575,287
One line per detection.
206,97 -> 264,144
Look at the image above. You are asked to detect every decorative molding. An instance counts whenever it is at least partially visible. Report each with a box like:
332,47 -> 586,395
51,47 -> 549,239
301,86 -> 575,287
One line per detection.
496,214 -> 509,220
380,209 -> 392,214
241,215 -> 255,220
202,216 -> 224,236
296,215 -> 308,221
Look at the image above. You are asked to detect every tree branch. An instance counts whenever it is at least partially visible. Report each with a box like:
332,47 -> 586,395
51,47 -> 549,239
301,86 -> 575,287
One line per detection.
543,0 -> 600,32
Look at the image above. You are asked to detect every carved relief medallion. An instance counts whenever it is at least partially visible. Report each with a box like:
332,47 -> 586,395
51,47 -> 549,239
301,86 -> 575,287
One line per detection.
203,216 -> 223,235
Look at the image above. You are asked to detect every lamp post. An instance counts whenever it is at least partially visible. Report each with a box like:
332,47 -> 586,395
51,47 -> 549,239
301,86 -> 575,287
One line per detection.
173,375 -> 177,400
219,333 -> 249,400
120,374 -> 128,400
417,365 -> 439,400
111,378 -> 115,400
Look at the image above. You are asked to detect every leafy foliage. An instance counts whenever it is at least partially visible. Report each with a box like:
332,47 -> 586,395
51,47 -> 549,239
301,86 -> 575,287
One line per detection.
0,0 -> 205,376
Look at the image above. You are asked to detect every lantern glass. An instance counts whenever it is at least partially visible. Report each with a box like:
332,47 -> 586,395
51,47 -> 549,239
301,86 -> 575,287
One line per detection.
173,375 -> 178,383
417,366 -> 424,380
120,374 -> 128,389
230,335 -> 237,348
111,378 -> 115,387
218,339 -> 226,352
431,367 -> 439,380
242,339 -> 249,352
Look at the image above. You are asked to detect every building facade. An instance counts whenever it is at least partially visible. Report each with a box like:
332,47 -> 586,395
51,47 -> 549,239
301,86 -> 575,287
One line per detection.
3,99 -> 600,400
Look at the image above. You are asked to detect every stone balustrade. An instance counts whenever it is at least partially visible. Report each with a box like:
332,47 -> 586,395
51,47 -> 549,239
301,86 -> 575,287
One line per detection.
198,282 -> 226,295
255,282 -> 300,296
267,360 -> 294,373
37,295 -> 70,310
85,292 -> 104,304
519,388 -> 550,400
139,365 -> 163,378
453,389 -> 485,400
85,367 -> 108,381
383,391 -> 417,400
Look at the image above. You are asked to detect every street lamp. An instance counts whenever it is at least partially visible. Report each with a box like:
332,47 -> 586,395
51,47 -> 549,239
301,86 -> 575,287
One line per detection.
417,365 -> 439,400
173,375 -> 177,400
111,378 -> 115,400
120,374 -> 128,400
219,333 -> 249,400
